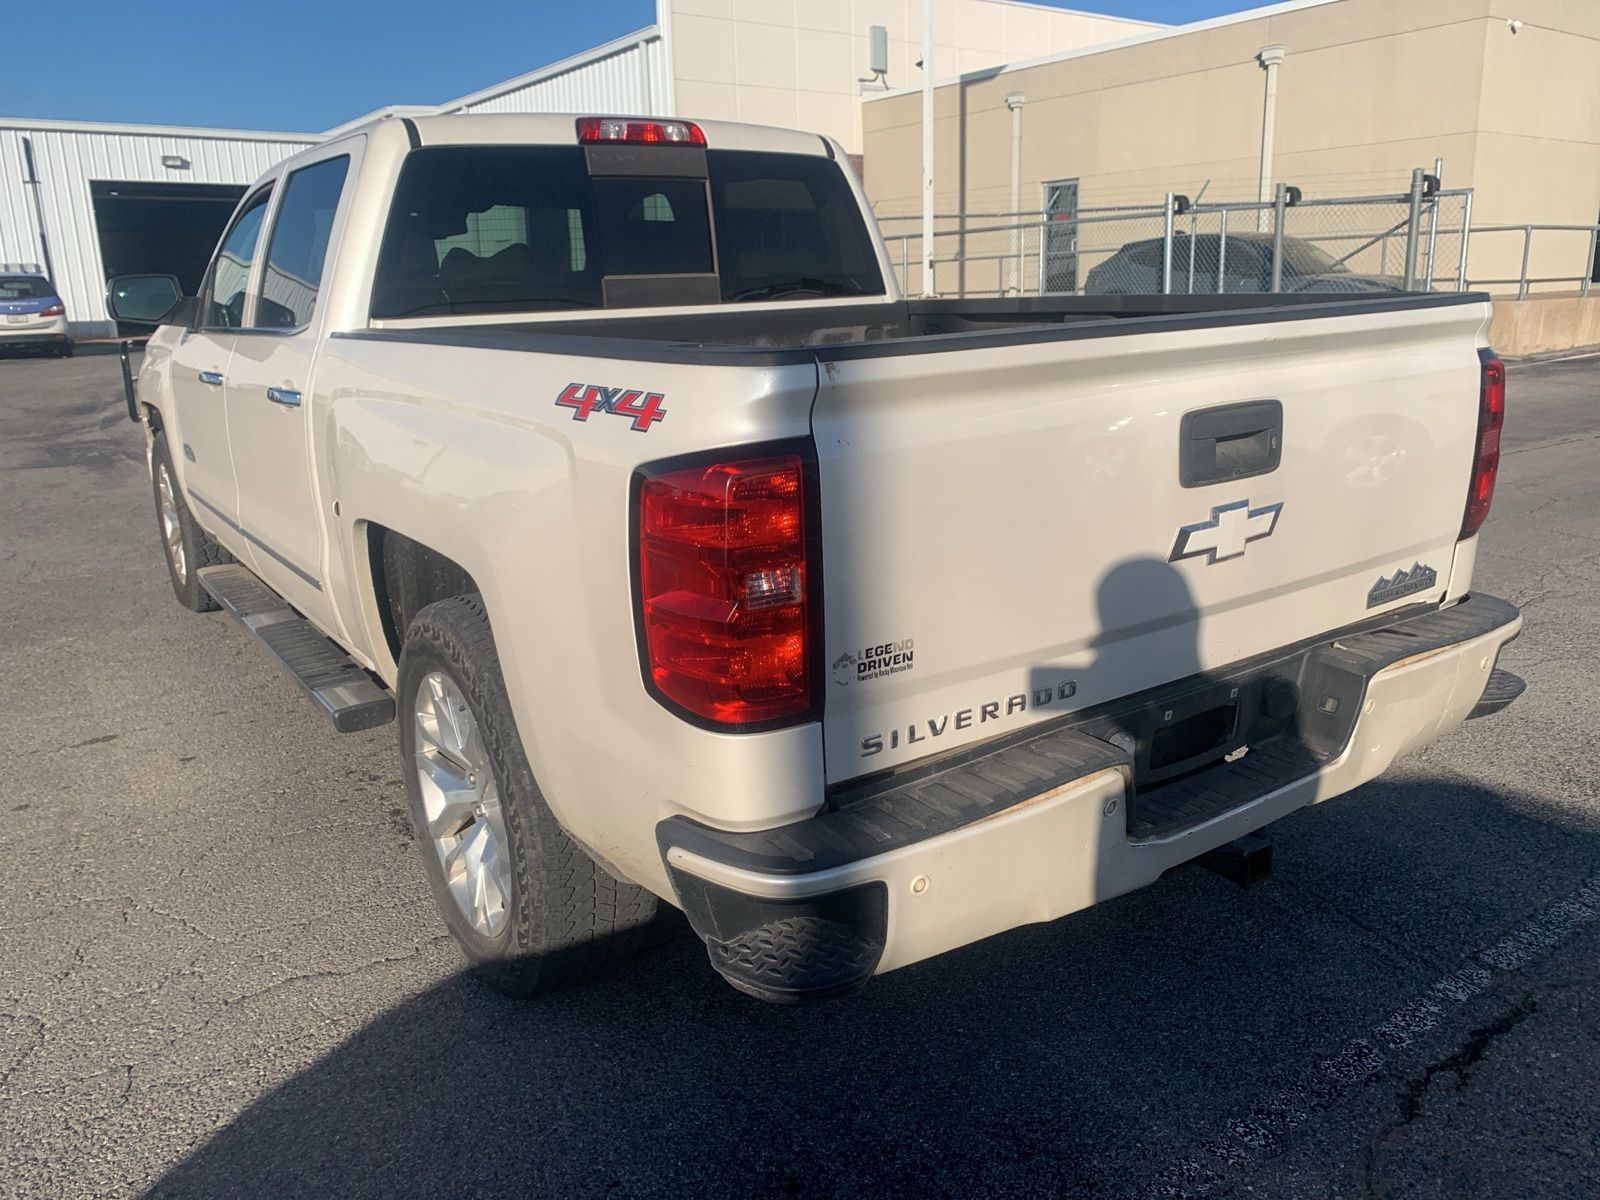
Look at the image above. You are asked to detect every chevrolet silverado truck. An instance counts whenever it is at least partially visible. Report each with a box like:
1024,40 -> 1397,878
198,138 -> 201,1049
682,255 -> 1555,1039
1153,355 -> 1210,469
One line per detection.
109,113 -> 1524,1003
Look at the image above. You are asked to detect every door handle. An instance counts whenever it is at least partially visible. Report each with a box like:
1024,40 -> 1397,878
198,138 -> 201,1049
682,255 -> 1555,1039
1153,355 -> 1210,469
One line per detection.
266,386 -> 302,408
198,369 -> 224,386
1179,400 -> 1283,488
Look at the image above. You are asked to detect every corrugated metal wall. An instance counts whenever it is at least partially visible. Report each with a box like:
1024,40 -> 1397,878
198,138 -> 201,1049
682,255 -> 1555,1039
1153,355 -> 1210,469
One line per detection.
451,36 -> 669,117
0,124 -> 314,336
0,134 -> 41,268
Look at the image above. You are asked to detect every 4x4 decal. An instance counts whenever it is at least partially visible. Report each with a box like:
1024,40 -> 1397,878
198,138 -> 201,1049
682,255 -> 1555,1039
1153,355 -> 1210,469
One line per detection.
556,382 -> 666,432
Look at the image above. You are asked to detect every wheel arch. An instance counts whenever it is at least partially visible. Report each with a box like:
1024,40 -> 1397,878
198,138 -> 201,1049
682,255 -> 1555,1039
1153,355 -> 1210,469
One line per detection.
364,523 -> 484,673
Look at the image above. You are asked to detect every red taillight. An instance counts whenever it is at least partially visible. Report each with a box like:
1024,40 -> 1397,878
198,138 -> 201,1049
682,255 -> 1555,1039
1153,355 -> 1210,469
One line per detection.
40,303 -> 64,317
637,453 -> 811,727
1461,351 -> 1505,539
576,117 -> 706,147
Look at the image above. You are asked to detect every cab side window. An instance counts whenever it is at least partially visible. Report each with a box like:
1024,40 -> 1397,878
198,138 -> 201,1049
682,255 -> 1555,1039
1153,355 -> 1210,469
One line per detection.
255,156 -> 351,330
200,189 -> 272,329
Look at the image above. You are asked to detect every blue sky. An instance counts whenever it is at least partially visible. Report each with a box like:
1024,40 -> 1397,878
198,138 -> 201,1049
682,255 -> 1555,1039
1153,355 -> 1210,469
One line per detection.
2,0 -> 1264,132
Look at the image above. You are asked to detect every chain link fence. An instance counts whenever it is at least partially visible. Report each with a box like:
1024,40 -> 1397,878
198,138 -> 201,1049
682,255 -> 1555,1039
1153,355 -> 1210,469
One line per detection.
878,170 -> 1475,299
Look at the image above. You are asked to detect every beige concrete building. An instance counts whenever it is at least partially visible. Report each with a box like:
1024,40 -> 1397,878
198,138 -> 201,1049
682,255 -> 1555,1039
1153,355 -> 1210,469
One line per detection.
861,0 -> 1600,292
659,0 -> 1161,158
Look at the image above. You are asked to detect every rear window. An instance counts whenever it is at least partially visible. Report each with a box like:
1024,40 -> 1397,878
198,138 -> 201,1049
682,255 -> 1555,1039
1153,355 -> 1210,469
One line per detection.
0,276 -> 54,301
370,146 -> 883,318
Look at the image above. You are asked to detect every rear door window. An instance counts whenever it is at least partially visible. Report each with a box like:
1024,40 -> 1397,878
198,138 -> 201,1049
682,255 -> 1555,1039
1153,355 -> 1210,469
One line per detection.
254,155 -> 350,329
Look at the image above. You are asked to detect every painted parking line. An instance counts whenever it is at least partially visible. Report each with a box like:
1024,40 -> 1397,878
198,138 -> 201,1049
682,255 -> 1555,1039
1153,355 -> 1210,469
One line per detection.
1140,866 -> 1600,1199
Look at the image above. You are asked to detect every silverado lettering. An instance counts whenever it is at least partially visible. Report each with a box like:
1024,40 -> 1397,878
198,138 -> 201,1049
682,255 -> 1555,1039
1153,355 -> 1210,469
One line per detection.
860,680 -> 1081,756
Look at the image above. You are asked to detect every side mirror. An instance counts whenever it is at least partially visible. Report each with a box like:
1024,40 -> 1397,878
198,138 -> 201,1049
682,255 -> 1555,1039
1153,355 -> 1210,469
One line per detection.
106,274 -> 185,327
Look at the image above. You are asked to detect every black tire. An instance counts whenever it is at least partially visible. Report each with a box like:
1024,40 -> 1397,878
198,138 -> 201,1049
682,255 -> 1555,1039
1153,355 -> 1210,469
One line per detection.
398,595 -> 658,996
150,433 -> 231,611
57,341 -> 75,358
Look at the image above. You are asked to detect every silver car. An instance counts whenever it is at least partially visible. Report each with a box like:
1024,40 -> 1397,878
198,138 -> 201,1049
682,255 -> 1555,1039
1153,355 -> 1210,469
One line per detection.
0,266 -> 73,357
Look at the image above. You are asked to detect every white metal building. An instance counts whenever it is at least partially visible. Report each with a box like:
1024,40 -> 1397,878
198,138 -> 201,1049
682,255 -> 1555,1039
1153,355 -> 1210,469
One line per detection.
0,120 -> 316,337
1,2 -> 1151,337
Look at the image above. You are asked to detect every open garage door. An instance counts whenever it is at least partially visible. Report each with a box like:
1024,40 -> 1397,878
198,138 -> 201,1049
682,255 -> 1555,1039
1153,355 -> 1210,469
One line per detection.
90,181 -> 245,334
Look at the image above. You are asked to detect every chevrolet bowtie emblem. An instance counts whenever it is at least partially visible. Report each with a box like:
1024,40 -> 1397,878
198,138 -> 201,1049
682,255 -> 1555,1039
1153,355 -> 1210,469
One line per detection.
1169,499 -> 1283,564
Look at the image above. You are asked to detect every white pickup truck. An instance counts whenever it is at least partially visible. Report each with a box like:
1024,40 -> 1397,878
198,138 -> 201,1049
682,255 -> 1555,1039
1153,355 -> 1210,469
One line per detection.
111,113 -> 1524,1003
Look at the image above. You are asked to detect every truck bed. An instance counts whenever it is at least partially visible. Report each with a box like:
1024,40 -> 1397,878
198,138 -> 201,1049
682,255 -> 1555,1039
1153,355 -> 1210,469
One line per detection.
329,286 -> 1494,786
340,291 -> 1487,363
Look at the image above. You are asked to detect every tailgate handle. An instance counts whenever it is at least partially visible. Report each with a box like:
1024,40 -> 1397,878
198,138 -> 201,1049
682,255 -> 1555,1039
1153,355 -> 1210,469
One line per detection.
1180,400 -> 1282,488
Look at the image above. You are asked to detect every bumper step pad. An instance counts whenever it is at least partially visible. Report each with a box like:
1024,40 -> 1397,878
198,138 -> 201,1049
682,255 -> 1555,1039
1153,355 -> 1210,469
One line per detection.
1469,668 -> 1525,719
197,564 -> 394,733
1129,741 -> 1322,840
708,914 -> 887,1005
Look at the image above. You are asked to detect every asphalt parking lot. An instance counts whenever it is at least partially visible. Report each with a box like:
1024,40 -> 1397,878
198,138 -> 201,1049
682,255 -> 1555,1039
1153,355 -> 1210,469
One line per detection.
1,347 -> 1597,1199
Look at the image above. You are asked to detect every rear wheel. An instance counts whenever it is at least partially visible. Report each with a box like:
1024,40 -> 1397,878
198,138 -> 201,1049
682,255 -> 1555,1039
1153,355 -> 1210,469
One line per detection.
150,434 -> 229,611
398,595 -> 657,996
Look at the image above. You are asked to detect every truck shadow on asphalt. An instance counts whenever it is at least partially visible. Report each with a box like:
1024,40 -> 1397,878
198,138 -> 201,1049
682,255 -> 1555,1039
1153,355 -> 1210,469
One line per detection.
138,550 -> 1589,1199
139,771 -> 1596,1200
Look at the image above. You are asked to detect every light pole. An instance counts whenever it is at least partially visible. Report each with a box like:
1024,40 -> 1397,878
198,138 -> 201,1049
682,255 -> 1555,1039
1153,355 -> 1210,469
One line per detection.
1256,44 -> 1285,232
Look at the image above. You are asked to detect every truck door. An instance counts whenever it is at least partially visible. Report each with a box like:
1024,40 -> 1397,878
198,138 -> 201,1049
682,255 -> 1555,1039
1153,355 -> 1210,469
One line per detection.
225,150 -> 354,632
168,186 -> 273,536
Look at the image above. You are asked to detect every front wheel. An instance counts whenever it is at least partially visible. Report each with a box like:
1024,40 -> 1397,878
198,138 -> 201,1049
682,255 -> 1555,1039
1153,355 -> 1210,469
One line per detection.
397,595 -> 657,996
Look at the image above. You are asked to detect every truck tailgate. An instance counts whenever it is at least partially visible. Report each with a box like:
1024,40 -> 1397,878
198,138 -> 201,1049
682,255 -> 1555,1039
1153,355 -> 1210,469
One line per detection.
811,298 -> 1491,783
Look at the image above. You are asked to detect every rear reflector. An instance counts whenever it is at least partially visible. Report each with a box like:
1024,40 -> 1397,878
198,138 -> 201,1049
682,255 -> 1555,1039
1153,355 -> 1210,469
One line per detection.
636,453 -> 811,728
1461,350 -> 1505,539
576,117 -> 706,147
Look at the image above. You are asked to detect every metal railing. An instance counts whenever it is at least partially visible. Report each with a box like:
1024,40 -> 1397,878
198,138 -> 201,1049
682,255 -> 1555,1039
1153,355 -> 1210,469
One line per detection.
1464,224 -> 1600,298
877,169 -> 1473,299
878,174 -> 1600,302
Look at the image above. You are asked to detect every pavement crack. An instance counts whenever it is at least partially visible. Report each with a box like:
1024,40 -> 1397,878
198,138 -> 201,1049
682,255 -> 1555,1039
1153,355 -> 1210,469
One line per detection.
1362,1000 -> 1539,1197
0,1012 -> 47,1091
221,937 -> 451,1007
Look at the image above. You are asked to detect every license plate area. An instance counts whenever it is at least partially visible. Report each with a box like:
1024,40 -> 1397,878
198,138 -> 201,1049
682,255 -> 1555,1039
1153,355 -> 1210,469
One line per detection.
1149,701 -> 1238,774
1070,641 -> 1370,839
1080,676 -> 1277,794
6,315 -> 29,324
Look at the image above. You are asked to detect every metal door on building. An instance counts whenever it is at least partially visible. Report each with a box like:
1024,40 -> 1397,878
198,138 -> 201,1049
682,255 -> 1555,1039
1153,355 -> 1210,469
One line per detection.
1041,179 -> 1080,294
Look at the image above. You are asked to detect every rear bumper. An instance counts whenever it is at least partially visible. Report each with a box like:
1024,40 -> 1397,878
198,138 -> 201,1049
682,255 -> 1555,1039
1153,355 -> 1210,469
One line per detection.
0,318 -> 70,349
660,594 -> 1523,1002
